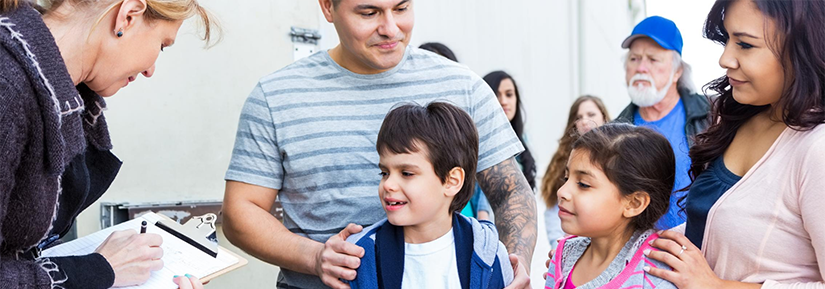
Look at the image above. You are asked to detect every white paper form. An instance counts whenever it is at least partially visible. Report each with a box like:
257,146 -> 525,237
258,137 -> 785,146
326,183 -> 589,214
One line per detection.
42,212 -> 239,289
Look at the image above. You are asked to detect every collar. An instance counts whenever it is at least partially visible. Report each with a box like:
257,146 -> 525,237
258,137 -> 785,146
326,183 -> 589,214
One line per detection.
374,214 -> 472,289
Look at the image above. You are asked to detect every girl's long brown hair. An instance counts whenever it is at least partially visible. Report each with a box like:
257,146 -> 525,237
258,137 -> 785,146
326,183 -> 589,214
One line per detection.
541,95 -> 610,207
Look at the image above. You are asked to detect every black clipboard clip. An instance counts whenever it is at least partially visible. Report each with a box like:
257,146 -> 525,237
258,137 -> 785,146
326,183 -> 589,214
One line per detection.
155,213 -> 219,258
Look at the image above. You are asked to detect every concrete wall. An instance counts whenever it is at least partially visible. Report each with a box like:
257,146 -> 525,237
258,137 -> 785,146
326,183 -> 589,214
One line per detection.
579,0 -> 647,119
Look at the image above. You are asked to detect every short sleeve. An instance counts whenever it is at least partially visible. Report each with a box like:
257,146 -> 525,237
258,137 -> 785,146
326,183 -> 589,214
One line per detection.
224,83 -> 285,190
468,76 -> 524,172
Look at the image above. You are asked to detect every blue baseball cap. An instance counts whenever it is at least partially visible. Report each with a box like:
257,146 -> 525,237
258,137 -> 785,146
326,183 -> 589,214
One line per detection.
621,16 -> 683,55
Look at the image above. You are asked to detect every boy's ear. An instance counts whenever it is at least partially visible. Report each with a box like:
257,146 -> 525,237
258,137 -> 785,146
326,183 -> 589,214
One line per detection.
443,167 -> 465,197
623,191 -> 650,219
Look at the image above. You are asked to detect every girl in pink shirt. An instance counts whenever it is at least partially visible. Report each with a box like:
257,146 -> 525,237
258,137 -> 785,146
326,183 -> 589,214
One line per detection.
544,124 -> 677,289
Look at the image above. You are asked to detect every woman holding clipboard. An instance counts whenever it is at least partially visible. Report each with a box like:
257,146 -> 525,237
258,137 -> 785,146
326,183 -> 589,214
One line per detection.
0,0 -> 218,288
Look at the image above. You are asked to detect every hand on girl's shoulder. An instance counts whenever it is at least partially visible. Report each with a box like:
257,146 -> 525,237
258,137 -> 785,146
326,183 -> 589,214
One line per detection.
640,255 -> 677,289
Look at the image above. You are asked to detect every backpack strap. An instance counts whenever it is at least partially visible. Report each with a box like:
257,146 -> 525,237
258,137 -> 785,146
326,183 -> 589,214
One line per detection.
549,235 -> 577,289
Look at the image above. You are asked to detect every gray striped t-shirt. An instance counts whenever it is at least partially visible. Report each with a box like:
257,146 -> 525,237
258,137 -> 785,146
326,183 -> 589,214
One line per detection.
225,47 -> 523,288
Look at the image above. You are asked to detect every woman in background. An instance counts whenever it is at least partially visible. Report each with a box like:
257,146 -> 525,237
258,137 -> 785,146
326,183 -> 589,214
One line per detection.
472,71 -> 538,222
541,95 -> 610,248
484,70 -> 537,189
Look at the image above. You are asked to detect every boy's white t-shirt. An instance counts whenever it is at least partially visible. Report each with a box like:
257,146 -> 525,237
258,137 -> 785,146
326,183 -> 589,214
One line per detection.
402,229 -> 462,289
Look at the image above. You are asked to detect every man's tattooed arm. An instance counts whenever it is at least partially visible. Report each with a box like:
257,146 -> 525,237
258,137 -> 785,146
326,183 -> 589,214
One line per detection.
477,157 -> 537,268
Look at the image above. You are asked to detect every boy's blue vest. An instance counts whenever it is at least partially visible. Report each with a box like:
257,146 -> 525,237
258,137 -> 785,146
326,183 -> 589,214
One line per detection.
346,214 -> 513,289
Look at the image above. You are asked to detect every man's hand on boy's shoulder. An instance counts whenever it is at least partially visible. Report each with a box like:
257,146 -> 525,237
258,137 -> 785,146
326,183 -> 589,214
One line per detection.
315,223 -> 365,289
505,254 -> 531,289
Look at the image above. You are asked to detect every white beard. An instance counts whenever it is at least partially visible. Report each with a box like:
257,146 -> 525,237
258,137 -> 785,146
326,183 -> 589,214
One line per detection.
627,72 -> 675,107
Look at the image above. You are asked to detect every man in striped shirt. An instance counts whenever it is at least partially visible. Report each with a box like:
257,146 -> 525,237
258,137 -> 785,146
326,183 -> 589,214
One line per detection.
221,0 -> 536,288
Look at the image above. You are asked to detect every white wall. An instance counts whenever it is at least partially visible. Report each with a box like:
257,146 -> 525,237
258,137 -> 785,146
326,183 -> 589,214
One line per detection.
579,0 -> 647,119
410,0 -> 577,184
647,0 -> 725,92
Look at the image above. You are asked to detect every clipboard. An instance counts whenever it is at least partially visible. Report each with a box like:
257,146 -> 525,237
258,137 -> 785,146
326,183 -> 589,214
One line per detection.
152,213 -> 248,283
42,212 -> 247,288
200,249 -> 247,283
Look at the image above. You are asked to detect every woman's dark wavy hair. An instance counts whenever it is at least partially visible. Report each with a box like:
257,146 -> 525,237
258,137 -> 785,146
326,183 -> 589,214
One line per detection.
483,70 -> 537,189
688,0 -> 825,185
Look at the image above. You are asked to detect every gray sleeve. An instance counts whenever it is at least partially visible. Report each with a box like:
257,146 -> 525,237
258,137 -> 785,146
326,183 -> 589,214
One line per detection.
643,258 -> 678,289
475,188 -> 492,214
224,83 -> 285,190
0,81 -> 55,289
468,76 -> 524,172
497,241 -> 514,286
646,276 -> 679,289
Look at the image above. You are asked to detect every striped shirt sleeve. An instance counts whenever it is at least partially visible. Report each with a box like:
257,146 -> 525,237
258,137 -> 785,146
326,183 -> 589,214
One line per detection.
469,76 -> 525,172
224,83 -> 285,190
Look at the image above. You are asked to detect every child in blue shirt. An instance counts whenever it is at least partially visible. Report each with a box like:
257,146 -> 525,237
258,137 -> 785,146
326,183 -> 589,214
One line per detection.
346,102 -> 514,289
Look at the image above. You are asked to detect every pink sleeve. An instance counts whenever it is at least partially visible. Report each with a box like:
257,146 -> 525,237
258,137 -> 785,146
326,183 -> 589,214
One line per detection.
761,134 -> 825,289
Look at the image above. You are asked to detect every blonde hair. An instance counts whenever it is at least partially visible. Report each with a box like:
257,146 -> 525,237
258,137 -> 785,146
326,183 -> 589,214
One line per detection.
2,0 -> 220,46
1,0 -> 20,12
540,95 -> 611,207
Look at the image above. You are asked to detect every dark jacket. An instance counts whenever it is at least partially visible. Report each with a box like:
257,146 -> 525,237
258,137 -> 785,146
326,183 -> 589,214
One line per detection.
615,88 -> 711,146
1,4 -> 118,288
346,214 -> 513,289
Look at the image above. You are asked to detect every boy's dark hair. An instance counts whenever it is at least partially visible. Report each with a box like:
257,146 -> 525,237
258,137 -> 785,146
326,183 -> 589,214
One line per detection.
376,102 -> 479,213
572,123 -> 675,231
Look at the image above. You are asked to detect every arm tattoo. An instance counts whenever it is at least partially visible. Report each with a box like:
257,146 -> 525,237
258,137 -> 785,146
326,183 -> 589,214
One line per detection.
477,157 -> 537,264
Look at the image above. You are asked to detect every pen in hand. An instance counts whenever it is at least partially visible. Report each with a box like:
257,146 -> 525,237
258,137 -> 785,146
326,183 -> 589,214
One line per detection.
140,220 -> 147,234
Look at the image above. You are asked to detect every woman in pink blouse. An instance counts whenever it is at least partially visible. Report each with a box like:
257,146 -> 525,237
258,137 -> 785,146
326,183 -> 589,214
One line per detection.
644,0 -> 825,288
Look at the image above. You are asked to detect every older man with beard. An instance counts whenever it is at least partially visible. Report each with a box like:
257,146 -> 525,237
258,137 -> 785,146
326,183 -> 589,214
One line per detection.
616,16 -> 710,230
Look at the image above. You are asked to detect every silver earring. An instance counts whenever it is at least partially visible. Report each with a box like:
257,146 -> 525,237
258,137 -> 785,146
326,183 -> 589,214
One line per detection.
116,30 -> 123,38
